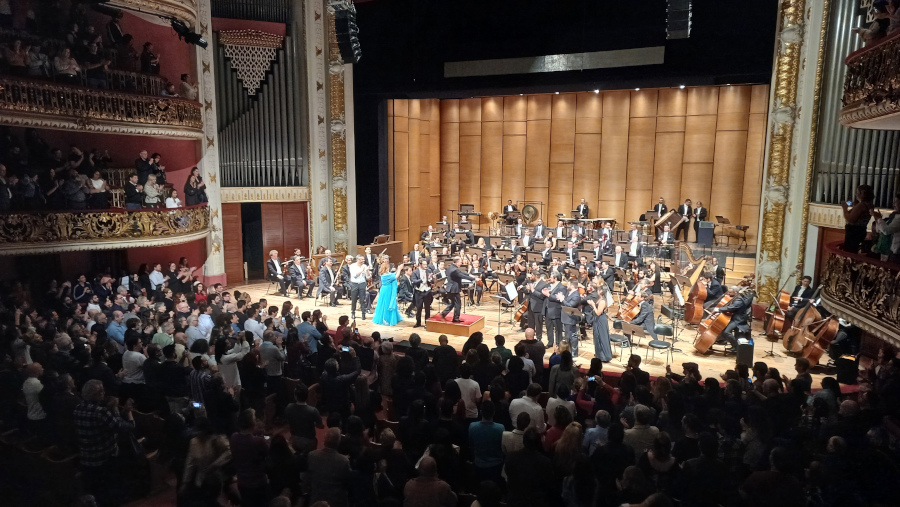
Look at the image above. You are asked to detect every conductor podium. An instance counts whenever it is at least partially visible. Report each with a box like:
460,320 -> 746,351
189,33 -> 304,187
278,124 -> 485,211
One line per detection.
425,313 -> 485,337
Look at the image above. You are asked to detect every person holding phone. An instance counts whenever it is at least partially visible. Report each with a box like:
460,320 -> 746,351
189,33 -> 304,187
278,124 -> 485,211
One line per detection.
841,184 -> 875,253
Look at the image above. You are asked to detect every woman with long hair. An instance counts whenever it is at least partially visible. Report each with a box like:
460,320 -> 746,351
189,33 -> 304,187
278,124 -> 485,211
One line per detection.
183,166 -> 207,206
841,183 -> 876,253
549,350 -> 576,396
587,281 -> 612,362
553,422 -> 584,476
638,431 -> 677,493
372,255 -> 403,326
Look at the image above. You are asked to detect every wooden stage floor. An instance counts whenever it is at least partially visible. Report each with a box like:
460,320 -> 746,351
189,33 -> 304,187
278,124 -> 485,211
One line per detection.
234,281 -> 829,388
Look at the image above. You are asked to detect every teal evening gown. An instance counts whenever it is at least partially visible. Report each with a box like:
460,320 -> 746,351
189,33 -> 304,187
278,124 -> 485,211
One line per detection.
372,272 -> 403,326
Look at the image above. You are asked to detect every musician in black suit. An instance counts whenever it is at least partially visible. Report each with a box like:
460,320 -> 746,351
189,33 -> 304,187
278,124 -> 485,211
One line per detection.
629,291 -> 658,341
532,219 -> 545,240
702,272 -> 725,308
541,271 -> 567,347
590,240 -> 603,261
525,272 -> 548,341
408,244 -> 425,267
504,200 -> 517,213
599,236 -> 613,255
439,256 -> 475,322
317,257 -> 340,306
511,238 -> 524,257
540,240 -> 553,266
565,241 -> 578,266
612,246 -> 629,269
785,276 -> 815,319
514,218 -> 525,236
657,224 -> 674,260
654,197 -> 667,216
559,282 -> 585,355
709,257 -> 726,284
711,287 -> 753,351
398,266 -> 414,315
693,202 -> 708,242
676,199 -> 693,242
410,259 -> 434,328
453,223 -> 475,244
598,261 -> 615,291
576,198 -> 589,219
288,256 -> 316,298
362,247 -> 378,268
521,229 -> 535,251
420,225 -> 439,244
267,250 -> 289,296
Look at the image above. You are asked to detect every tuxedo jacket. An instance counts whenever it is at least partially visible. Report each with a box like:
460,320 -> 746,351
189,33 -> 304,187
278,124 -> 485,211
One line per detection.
410,267 -> 433,292
576,203 -> 589,218
628,230 -> 641,242
318,266 -> 336,294
444,265 -> 474,293
532,225 -> 545,238
654,203 -> 668,215
267,259 -> 284,279
288,263 -> 311,282
694,207 -> 708,223
520,236 -> 534,250
365,254 -> 378,267
408,250 -> 425,266
790,285 -> 814,307
612,252 -> 628,268
560,290 -> 585,325
527,280 -> 548,313
599,267 -> 615,289
658,232 -> 673,244
678,204 -> 693,220
504,204 -> 517,212
542,283 -> 567,319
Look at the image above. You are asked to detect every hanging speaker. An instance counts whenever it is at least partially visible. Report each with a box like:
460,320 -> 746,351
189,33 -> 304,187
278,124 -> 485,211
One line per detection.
334,3 -> 362,64
667,0 -> 692,39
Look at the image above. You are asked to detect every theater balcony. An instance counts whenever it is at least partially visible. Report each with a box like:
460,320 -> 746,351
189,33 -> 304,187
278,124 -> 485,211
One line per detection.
0,204 -> 210,255
0,77 -> 204,139
841,32 -> 900,129
819,242 -> 900,347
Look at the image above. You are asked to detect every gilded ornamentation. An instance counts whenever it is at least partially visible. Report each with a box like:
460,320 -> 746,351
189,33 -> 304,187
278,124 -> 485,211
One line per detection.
334,241 -> 347,253
820,251 -> 900,346
112,0 -> 197,27
0,206 -> 209,246
220,30 -> 285,95
333,187 -> 347,231
327,5 -> 349,238
220,186 -> 311,203
321,214 -> 328,223
208,172 -> 216,183
0,77 -> 203,131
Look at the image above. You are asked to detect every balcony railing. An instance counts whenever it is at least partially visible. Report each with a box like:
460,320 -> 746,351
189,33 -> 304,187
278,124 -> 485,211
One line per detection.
0,204 -> 209,255
841,31 -> 900,128
0,77 -> 203,138
819,242 -> 900,346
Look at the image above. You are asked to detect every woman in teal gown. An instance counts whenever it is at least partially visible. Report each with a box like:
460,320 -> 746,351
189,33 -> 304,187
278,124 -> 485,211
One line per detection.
372,261 -> 403,326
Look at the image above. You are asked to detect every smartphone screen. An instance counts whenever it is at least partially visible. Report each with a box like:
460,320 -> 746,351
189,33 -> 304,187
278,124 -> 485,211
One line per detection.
341,346 -> 350,352
192,402 -> 202,408
846,201 -> 853,206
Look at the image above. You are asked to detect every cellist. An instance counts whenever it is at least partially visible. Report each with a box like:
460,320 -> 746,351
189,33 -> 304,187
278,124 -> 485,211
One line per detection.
785,275 -> 815,320
709,286 -> 754,353
628,290 -> 658,341
701,271 -> 724,309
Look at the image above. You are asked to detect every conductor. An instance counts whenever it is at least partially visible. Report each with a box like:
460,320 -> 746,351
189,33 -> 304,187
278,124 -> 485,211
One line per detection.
440,256 -> 475,323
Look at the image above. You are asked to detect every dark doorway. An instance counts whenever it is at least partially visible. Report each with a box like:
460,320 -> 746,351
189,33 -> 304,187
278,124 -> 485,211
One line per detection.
241,203 -> 264,279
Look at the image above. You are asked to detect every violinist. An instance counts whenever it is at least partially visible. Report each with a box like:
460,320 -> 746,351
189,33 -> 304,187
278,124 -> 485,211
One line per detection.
410,259 -> 434,328
363,246 -> 378,268
598,261 -> 615,291
467,258 -> 486,307
317,257 -> 340,307
565,241 -> 578,266
709,286 -> 753,353
511,238 -> 524,257
785,276 -> 814,319
288,256 -> 316,299
628,290 -> 658,340
701,272 -> 724,308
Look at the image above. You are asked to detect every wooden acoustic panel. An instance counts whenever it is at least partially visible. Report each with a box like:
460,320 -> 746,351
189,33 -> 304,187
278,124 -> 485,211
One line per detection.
222,203 -> 244,284
261,203 -> 285,261
710,130 -> 749,227
502,134 -> 527,206
657,88 -> 687,117
573,133 -> 601,213
627,117 -> 656,190
388,103 -> 395,239
408,116 -> 421,240
652,132 -> 684,208
282,202 -> 310,257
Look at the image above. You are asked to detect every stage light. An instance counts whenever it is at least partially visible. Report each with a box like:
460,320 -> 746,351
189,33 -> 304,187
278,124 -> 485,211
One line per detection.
555,92 -> 559,95
679,85 -> 685,89
635,88 -> 640,91
593,89 -> 599,93
170,18 -> 207,49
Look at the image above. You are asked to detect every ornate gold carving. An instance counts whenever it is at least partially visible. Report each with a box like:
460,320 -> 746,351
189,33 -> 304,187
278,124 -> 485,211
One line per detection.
220,187 -> 311,203
798,0 -> 831,276
820,249 -> 900,346
321,214 -> 328,223
774,42 -> 800,108
333,187 -> 347,231
112,0 -> 197,27
219,30 -> 284,48
843,33 -> 900,106
327,7 -> 349,237
0,206 -> 209,247
840,100 -> 900,126
0,77 -> 203,131
334,241 -> 347,253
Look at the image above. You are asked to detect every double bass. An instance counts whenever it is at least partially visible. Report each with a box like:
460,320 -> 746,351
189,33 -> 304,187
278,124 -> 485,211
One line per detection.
781,287 -> 823,353
683,278 -> 708,326
616,293 -> 642,321
764,267 -> 800,339
801,316 -> 839,367
693,291 -> 735,354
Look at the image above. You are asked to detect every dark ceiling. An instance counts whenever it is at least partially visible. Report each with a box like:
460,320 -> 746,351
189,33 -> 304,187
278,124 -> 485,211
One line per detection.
351,0 -> 780,241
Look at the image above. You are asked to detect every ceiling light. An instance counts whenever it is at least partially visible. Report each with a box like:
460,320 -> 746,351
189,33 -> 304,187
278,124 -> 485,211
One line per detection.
679,85 -> 685,89
519,93 -> 523,96
635,88 -> 640,91
593,89 -> 599,93
555,92 -> 559,95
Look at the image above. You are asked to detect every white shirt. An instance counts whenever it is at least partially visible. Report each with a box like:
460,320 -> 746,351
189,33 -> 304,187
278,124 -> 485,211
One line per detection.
545,397 -> 575,427
23,377 -> 46,421
274,260 -> 282,275
509,396 -> 545,433
349,263 -> 368,284
244,318 -> 265,340
455,378 -> 482,419
122,350 -> 146,384
149,269 -> 166,290
219,341 -> 251,388
165,197 -> 182,208
198,313 -> 214,338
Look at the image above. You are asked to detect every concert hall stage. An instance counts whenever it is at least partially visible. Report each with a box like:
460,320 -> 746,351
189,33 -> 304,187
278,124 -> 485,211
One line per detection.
425,313 -> 485,337
234,281 -> 829,388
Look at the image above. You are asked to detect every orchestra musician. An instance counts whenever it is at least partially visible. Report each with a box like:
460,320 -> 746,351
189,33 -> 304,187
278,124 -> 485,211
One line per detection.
521,228 -> 535,250
408,243 -> 425,267
532,219 -> 545,240
540,240 -> 553,265
363,247 -> 378,268
348,255 -> 371,321
525,271 -> 548,341
438,215 -> 449,225
590,240 -> 603,261
420,225 -> 440,245
289,256 -> 317,299
317,249 -> 334,269
453,223 -> 475,244
428,252 -> 440,274
565,241 -> 578,266
709,256 -> 726,284
676,199 -> 693,242
612,245 -> 628,269
587,281 -> 612,362
317,257 -> 341,307
785,275 -> 815,319
598,261 -> 615,291
504,200 -> 517,213
576,198 -> 589,219
475,237 -> 487,249
692,202 -> 708,242
568,229 -> 582,246
266,250 -> 289,296
701,272 -> 725,308
541,270 -> 566,347
658,224 -> 674,260
628,224 -> 642,263
510,238 -> 524,257
599,222 -> 613,243
654,197 -> 667,216
599,236 -> 613,255
555,220 -> 566,239
559,280 -> 585,355
440,256 -> 475,322
399,266 -> 415,316
467,258 -> 486,307
410,259 -> 434,327
629,290 -> 658,341
515,218 -> 525,236
710,286 -> 754,353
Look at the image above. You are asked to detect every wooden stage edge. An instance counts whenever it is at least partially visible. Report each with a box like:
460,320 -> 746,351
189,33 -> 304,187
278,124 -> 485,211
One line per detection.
234,281 -> 831,389
425,314 -> 485,337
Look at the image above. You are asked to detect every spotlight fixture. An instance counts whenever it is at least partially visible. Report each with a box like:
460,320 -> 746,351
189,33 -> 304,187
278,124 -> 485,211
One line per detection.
555,92 -> 559,95
170,18 -> 208,49
679,85 -> 686,89
593,89 -> 599,93
635,88 -> 640,91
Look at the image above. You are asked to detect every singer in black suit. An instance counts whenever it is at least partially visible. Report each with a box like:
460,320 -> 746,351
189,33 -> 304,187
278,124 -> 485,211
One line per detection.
576,198 -> 589,219
676,199 -> 693,242
410,259 -> 434,327
525,273 -> 548,341
440,256 -> 475,322
541,272 -> 567,347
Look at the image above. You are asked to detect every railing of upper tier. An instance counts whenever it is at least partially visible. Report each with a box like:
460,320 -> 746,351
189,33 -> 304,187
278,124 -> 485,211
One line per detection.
843,31 -> 900,106
0,204 -> 209,245
0,77 -> 203,130
820,242 -> 900,346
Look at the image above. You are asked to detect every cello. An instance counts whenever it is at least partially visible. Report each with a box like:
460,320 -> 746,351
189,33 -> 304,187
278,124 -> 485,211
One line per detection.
683,277 -> 708,325
693,291 -> 735,354
781,286 -> 823,353
801,316 -> 839,367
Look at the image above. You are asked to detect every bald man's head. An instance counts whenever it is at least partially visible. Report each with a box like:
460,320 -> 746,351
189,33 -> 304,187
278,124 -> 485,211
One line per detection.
525,328 -> 535,340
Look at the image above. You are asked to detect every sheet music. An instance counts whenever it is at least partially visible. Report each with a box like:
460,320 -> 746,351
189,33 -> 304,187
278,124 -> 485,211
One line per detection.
505,282 -> 519,301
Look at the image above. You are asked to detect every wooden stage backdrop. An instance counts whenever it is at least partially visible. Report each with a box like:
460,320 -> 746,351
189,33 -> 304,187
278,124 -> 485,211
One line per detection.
387,85 -> 768,252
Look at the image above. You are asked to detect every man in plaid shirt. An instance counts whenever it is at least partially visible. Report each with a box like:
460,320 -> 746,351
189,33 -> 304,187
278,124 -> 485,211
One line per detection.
73,379 -> 135,504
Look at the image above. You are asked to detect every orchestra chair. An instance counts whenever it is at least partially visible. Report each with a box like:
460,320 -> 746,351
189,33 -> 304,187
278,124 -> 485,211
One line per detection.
647,324 -> 675,365
264,274 -> 280,295
621,322 -> 646,357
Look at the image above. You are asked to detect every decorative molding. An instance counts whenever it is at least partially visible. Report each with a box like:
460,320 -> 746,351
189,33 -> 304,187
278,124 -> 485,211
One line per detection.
327,2 -> 349,245
808,202 -> 891,229
0,206 -> 210,254
220,30 -> 285,96
307,0 -> 332,250
820,246 -> 900,348
0,111 -> 204,139
109,0 -> 198,26
0,230 -> 210,256
220,186 -> 311,203
839,100 -> 900,127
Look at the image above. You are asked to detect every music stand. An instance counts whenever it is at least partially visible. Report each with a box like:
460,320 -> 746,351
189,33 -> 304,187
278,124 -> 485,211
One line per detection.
374,234 -> 389,244
621,322 -> 646,355
454,232 -> 470,243
496,272 -> 517,287
526,252 -> 544,264
551,251 -> 569,264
